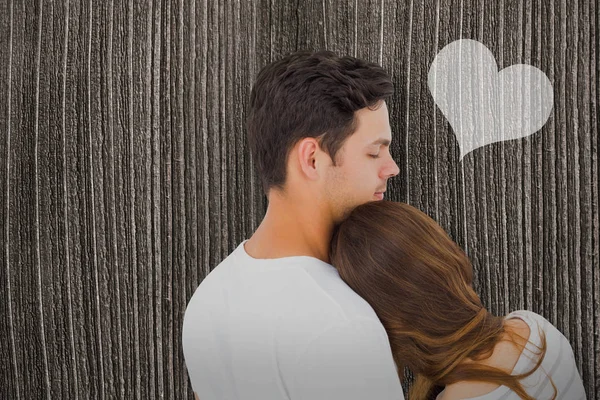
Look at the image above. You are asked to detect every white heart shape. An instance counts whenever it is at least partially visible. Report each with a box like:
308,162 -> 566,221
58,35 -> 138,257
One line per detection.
428,39 -> 554,160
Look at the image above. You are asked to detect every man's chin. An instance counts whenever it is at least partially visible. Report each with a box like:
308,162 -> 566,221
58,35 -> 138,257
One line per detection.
373,192 -> 385,201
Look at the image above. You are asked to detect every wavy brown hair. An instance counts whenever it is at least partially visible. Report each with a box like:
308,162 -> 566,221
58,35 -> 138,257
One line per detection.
330,201 -> 553,400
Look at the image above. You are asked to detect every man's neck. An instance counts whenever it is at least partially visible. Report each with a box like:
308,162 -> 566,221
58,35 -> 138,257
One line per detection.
245,193 -> 334,264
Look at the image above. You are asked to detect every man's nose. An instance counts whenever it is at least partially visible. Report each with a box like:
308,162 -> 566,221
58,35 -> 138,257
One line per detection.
382,156 -> 400,178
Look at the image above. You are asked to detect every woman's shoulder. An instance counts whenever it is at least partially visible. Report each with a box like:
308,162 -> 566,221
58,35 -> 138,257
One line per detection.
506,309 -> 550,324
506,310 -> 586,398
505,309 -> 557,337
505,309 -> 575,369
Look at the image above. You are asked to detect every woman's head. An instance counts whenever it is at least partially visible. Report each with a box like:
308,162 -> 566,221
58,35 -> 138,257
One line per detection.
330,201 -> 492,372
330,201 -> 548,399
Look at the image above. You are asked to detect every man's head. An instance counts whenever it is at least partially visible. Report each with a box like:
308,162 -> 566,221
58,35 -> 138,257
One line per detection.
247,50 -> 400,222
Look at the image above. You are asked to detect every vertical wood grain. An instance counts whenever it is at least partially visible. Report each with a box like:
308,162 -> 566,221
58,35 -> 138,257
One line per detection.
0,0 -> 597,398
0,0 -> 19,398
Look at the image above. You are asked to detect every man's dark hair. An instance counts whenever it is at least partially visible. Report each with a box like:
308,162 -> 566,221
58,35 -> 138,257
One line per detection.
246,50 -> 394,195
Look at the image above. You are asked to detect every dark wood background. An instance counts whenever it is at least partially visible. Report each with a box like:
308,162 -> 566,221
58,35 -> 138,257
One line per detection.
0,0 -> 598,398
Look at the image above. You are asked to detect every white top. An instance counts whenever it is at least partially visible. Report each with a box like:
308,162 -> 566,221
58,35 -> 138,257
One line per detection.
436,310 -> 586,400
182,240 -> 405,400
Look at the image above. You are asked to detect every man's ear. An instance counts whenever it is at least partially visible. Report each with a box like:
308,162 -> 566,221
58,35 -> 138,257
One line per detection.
296,137 -> 325,181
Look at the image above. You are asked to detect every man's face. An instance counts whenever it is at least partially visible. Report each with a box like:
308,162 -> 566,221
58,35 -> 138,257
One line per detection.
322,101 -> 400,223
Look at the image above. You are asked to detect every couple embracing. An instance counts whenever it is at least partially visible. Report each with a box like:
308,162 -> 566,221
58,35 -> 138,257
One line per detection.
183,51 -> 585,400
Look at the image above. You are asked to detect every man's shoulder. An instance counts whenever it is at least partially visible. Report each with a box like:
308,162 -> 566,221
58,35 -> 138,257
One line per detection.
183,242 -> 385,332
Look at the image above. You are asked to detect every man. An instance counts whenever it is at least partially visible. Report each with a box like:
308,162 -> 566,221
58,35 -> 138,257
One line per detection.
183,50 -> 403,400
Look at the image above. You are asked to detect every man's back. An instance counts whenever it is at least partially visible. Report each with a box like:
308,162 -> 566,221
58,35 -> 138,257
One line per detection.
182,240 -> 404,400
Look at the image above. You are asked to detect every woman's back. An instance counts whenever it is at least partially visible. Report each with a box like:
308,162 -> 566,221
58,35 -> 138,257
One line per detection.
329,201 -> 587,400
437,310 -> 586,400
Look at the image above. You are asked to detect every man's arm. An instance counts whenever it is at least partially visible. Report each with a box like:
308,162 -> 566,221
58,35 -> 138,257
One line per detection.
289,317 -> 405,400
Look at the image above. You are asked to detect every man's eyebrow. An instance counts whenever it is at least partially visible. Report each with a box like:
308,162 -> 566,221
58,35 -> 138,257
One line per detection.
367,138 -> 391,147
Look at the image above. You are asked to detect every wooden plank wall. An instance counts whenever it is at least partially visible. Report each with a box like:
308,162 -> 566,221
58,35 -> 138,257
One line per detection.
0,0 -> 597,398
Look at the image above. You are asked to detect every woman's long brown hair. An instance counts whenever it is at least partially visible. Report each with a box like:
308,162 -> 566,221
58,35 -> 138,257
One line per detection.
329,201 -> 552,400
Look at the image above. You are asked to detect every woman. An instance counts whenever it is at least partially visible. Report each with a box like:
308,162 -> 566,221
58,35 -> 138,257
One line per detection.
329,201 -> 585,400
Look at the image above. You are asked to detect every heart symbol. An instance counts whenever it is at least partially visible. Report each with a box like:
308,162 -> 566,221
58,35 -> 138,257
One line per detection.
428,39 -> 554,160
